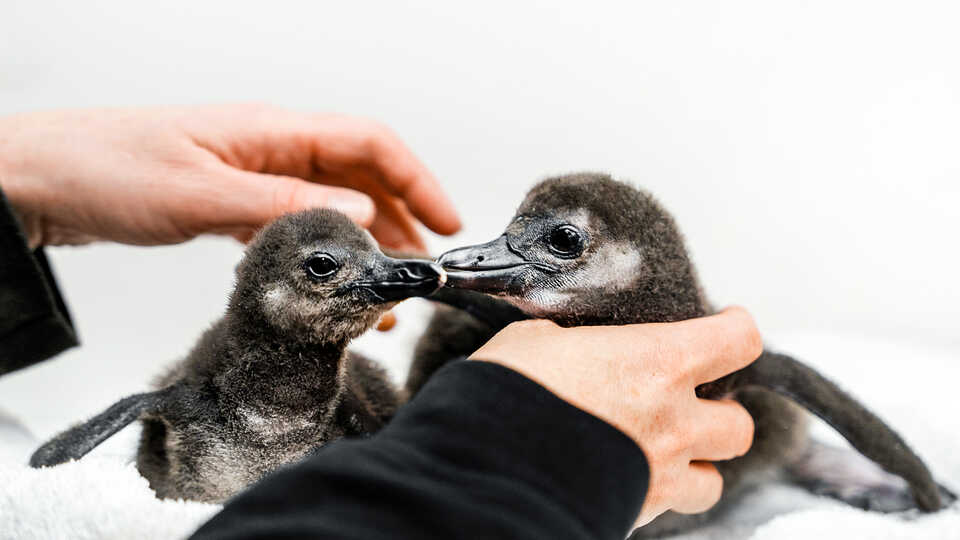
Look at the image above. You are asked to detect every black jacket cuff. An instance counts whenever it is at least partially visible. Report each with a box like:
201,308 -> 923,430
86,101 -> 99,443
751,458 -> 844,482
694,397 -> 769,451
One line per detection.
0,187 -> 77,375
385,360 -> 648,538
193,360 -> 648,540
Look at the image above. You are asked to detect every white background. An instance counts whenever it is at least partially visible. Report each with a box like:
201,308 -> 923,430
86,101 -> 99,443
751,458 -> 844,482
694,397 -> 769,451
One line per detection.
1,1 -> 957,436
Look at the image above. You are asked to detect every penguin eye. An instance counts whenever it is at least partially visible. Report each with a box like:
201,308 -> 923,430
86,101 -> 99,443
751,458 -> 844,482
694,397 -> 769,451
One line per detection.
304,253 -> 339,280
546,225 -> 585,258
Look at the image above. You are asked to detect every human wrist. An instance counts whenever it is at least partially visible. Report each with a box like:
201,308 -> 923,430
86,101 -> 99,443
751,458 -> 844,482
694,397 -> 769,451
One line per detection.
0,116 -> 48,248
0,171 -> 43,249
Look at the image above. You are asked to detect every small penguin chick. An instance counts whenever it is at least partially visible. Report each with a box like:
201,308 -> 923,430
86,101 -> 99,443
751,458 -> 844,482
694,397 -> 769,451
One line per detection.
30,209 -> 444,502
433,172 -> 952,535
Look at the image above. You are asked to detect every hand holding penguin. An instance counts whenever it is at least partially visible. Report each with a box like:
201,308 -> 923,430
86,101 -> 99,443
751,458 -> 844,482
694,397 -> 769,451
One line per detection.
421,172 -> 954,536
470,309 -> 762,526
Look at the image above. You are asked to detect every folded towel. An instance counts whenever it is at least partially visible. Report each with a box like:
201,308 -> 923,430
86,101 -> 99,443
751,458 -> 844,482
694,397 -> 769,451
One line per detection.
0,453 -> 219,540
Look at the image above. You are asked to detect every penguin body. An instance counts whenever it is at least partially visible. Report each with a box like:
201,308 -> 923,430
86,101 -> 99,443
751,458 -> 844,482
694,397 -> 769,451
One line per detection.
31,209 -> 444,502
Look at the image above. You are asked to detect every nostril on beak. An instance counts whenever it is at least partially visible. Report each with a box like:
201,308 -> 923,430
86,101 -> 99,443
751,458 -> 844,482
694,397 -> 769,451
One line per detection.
476,255 -> 484,263
394,261 -> 443,282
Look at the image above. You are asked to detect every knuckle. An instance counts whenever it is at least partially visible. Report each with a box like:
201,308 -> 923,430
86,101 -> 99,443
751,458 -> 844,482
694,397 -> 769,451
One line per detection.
658,424 -> 689,457
723,401 -> 755,456
735,411 -> 756,456
361,132 -> 383,161
745,328 -> 763,359
727,305 -> 763,358
672,432 -> 693,456
513,319 -> 558,334
271,181 -> 308,216
362,123 -> 398,153
705,464 -> 724,501
497,320 -> 539,341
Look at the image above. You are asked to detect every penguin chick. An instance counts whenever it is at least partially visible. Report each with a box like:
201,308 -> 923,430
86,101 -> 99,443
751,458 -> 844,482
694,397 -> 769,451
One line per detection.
435,173 -> 953,535
30,209 -> 444,502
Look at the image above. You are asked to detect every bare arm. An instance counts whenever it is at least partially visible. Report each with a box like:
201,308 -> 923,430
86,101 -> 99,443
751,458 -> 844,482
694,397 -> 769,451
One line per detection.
0,104 -> 460,250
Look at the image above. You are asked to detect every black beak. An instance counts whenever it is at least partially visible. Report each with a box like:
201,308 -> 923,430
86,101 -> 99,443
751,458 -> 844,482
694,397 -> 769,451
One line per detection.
348,257 -> 445,303
437,235 -> 546,293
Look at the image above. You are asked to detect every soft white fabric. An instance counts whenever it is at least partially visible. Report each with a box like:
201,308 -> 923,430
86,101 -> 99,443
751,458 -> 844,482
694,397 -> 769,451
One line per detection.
0,456 -> 219,540
0,411 -> 218,540
1,331 -> 957,539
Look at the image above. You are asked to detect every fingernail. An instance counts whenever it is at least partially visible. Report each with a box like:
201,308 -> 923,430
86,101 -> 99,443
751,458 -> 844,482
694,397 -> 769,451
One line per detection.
324,192 -> 375,226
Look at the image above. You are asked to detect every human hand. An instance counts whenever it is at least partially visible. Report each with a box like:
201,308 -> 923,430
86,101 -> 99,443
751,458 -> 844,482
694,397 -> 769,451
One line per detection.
0,105 -> 460,250
469,307 -> 760,526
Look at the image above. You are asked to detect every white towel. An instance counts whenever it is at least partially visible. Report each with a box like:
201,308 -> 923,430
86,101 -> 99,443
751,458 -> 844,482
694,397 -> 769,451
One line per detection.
1,332 -> 957,539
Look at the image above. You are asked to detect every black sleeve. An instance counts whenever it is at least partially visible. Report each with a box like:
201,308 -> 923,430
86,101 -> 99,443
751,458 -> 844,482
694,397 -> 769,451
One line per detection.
0,187 -> 78,376
192,361 -> 649,540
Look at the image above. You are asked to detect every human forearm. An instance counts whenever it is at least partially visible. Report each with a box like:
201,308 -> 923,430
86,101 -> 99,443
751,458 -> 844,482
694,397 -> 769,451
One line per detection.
191,361 -> 649,540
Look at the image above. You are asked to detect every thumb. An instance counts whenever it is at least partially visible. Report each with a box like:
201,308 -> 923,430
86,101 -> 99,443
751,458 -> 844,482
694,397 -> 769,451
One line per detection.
223,170 -> 376,229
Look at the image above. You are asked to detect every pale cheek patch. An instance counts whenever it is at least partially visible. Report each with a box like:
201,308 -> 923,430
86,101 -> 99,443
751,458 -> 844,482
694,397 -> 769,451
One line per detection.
263,284 -> 293,319
576,241 -> 642,290
262,283 -> 331,337
510,241 -> 641,316
506,290 -> 573,317
239,406 -> 319,440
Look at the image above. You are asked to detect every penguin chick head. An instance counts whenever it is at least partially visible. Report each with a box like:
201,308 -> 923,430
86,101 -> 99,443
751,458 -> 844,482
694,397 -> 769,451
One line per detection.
439,172 -> 706,325
231,209 -> 444,343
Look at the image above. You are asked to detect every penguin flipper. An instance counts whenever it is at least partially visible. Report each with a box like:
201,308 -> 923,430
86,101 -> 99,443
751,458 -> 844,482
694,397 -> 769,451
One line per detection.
785,441 -> 957,512
425,287 -> 529,330
29,387 -> 174,468
701,351 -> 946,512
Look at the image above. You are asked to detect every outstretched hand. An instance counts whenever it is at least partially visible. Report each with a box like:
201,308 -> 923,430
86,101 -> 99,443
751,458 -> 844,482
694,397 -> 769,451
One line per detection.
0,105 -> 460,250
470,307 -> 761,526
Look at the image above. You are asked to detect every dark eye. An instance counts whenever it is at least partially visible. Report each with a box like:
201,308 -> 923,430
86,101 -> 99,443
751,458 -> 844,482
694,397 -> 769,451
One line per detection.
304,253 -> 339,280
546,225 -> 585,258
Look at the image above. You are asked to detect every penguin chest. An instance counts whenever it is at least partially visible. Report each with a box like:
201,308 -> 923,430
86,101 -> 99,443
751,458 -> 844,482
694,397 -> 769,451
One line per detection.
144,408 -> 328,503
237,405 -> 327,444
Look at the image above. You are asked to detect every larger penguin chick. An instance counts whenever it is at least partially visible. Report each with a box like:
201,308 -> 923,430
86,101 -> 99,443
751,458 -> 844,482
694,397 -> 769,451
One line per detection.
435,173 -> 951,535
30,209 -> 444,502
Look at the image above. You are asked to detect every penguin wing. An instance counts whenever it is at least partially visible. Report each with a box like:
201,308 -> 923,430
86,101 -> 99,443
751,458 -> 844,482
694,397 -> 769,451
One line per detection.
700,351 -> 947,512
29,386 -> 177,468
426,287 -> 529,329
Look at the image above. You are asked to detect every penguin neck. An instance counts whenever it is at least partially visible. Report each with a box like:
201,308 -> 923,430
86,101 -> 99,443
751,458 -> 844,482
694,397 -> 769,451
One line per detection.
219,297 -> 350,413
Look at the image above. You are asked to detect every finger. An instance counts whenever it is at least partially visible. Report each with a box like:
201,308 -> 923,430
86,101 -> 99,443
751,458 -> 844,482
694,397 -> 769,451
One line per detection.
203,227 -> 257,244
367,195 -> 427,252
656,307 -> 763,384
365,149 -> 461,236
689,399 -> 754,461
186,106 -> 460,235
311,121 -> 461,235
218,169 -> 376,229
306,166 -> 425,250
229,229 -> 256,244
579,307 -> 761,384
672,461 -> 723,514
